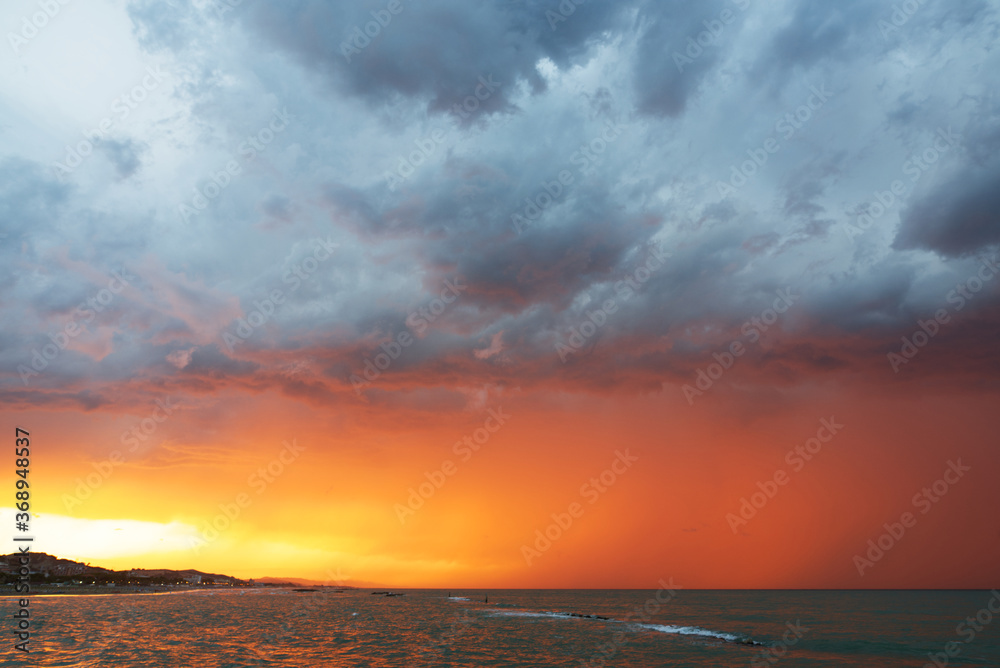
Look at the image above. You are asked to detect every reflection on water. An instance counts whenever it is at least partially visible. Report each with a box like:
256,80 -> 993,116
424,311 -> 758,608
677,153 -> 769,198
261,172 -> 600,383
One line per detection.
1,589 -> 999,667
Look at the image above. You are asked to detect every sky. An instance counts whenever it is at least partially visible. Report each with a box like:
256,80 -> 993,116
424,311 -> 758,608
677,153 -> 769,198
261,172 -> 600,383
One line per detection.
0,0 -> 998,588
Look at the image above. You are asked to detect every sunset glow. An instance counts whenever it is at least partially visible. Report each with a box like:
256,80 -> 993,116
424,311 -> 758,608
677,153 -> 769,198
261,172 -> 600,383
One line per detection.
3,0 -> 999,592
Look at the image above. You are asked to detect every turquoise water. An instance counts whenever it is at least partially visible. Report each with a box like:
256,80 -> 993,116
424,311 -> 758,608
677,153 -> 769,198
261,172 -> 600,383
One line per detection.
3,589 -> 1000,666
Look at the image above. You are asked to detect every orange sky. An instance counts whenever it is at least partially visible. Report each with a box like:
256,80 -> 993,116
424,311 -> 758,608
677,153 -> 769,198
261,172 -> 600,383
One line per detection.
3,0 -> 999,591
11,378 -> 998,588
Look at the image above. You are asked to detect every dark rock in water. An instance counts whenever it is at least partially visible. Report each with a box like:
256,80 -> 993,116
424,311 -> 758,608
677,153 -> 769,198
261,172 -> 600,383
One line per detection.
566,612 -> 610,620
292,588 -> 317,592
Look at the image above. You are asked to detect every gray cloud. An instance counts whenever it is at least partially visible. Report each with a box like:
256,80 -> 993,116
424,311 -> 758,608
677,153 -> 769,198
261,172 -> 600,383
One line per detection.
97,138 -> 146,180
631,0 -> 730,117
239,0 -> 635,123
894,160 -> 1000,257
1,0 -> 998,402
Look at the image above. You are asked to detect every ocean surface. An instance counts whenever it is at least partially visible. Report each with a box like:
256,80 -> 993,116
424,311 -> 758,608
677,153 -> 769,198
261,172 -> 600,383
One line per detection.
3,589 -> 1000,666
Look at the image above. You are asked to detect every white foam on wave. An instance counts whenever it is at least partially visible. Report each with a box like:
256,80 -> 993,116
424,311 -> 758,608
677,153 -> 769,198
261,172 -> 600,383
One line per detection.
492,611 -> 742,642
447,597 -> 471,601
487,609 -> 746,644
489,610 -> 569,620
640,623 -> 740,643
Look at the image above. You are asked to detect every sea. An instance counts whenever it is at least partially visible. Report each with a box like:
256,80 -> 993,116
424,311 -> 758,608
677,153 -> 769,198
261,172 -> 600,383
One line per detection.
3,589 -> 1000,666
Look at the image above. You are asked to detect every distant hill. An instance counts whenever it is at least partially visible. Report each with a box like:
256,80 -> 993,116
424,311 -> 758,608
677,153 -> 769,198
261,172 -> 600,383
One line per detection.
0,552 -> 245,585
1,552 -> 114,577
0,553 -> 368,588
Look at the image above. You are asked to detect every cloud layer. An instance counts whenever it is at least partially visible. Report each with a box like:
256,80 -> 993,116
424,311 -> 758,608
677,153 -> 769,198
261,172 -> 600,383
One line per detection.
0,0 -> 996,429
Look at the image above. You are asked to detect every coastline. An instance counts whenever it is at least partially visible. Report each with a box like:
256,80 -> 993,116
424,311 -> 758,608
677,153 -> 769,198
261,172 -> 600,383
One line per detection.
1,584 -> 338,597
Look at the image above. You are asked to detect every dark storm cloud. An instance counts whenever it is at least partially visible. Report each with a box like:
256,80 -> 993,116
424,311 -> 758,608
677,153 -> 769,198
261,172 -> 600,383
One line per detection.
321,131 -> 657,318
631,0 -> 732,117
3,0 -> 999,410
752,0 -> 880,87
745,0 -> 990,99
97,138 -> 146,180
0,388 -> 108,412
238,0 -> 635,122
894,160 -> 1000,257
181,344 -> 260,378
894,104 -> 1000,257
260,195 -> 294,223
442,204 -> 654,313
